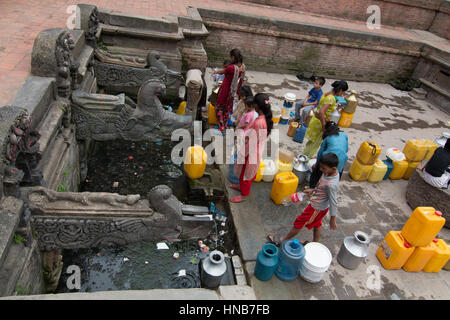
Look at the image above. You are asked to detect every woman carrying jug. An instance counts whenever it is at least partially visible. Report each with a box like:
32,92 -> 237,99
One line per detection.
302,80 -> 348,158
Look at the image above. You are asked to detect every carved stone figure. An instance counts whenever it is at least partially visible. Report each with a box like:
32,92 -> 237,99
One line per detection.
55,31 -> 78,96
85,6 -> 99,48
94,48 -> 148,68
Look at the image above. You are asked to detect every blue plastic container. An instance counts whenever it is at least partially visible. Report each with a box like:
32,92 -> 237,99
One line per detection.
228,153 -> 240,184
275,239 -> 305,281
293,125 -> 308,143
382,158 -> 394,180
254,243 -> 279,281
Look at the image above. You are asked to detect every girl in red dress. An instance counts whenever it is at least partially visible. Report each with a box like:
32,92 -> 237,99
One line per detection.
212,49 -> 246,133
229,93 -> 274,203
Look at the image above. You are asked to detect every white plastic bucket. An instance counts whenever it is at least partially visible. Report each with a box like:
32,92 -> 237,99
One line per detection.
262,159 -> 278,182
299,242 -> 332,283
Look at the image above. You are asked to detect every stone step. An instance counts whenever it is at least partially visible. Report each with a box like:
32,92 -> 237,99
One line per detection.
0,242 -> 30,297
0,197 -> 23,268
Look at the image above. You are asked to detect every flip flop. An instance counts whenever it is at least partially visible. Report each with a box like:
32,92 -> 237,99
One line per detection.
266,234 -> 280,247
229,184 -> 240,191
229,195 -> 247,203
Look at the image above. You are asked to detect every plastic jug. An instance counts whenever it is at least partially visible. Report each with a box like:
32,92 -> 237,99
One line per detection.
270,172 -> 299,205
176,100 -> 186,115
403,140 -> 427,162
271,106 -> 281,127
403,161 -> 420,180
349,158 -> 373,182
368,159 -> 387,183
184,146 -> 207,179
262,159 -> 277,182
255,159 -> 265,182
278,148 -> 295,163
293,124 -> 308,143
281,93 -> 296,119
386,148 -> 406,162
421,139 -> 438,160
208,102 -> 218,125
275,159 -> 293,174
376,231 -> 415,270
389,160 -> 408,180
254,243 -> 279,281
401,207 -> 445,247
423,239 -> 450,273
356,141 -> 381,165
275,239 -> 305,281
343,90 -> 358,114
403,242 -> 435,272
382,159 -> 394,180
338,111 -> 354,128
288,122 -> 298,137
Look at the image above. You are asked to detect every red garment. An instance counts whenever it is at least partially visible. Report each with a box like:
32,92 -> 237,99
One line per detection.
216,64 -> 243,131
239,156 -> 256,196
293,204 -> 329,230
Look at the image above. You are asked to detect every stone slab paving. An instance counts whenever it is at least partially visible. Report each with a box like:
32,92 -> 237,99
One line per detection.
204,68 -> 450,300
1,0 -> 449,107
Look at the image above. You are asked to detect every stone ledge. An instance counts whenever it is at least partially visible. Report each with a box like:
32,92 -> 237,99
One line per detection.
217,285 -> 256,300
0,197 -> 23,267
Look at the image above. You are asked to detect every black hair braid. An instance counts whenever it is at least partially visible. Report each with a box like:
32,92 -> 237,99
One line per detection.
253,93 -> 273,135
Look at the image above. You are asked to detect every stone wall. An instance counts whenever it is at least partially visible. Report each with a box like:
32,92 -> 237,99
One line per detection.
198,8 -> 421,83
238,0 -> 448,37
428,1 -> 450,40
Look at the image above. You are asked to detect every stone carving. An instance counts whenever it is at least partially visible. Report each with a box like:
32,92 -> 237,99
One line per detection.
42,250 -> 63,292
55,31 -> 78,97
28,186 -> 141,209
71,76 -> 191,142
0,106 -> 42,194
85,6 -> 99,48
93,51 -> 183,97
94,48 -> 148,68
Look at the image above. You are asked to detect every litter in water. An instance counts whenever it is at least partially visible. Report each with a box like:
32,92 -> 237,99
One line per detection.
128,155 -> 134,160
219,230 -> 227,236
145,261 -> 149,264
156,242 -> 169,250
112,182 -> 119,188
173,252 -> 180,259
178,269 -> 186,277
156,142 -> 163,146
221,222 -> 226,227
123,257 -> 129,262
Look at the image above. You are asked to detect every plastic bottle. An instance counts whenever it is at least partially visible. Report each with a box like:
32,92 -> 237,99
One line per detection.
282,191 -> 305,206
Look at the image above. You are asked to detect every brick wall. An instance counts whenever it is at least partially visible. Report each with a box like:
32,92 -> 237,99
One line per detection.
240,0 -> 441,30
429,6 -> 450,40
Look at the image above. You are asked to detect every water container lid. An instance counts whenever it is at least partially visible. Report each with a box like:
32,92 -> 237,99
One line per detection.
284,93 -> 296,101
433,238 -> 438,243
282,239 -> 305,258
304,242 -> 332,268
404,241 -> 411,248
435,211 -> 442,217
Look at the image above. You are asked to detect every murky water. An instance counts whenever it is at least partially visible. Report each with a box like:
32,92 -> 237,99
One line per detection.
80,139 -> 188,201
57,139 -> 236,293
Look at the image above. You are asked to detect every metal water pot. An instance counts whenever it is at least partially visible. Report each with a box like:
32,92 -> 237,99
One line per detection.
337,231 -> 370,270
330,109 -> 341,124
293,154 -> 309,184
199,250 -> 227,289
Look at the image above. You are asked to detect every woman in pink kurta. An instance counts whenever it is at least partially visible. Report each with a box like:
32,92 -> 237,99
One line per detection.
212,49 -> 246,133
230,93 -> 274,203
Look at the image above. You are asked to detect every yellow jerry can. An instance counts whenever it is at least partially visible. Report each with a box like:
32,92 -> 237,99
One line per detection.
349,158 -> 373,182
368,159 -> 387,183
389,160 -> 408,180
403,140 -> 427,162
356,141 -> 381,165
403,161 -> 420,180
255,159 -> 265,182
176,101 -> 186,115
270,172 -> 299,205
376,231 -> 415,270
401,207 -> 445,247
343,90 -> 358,114
208,102 -> 218,125
338,111 -> 354,128
423,239 -> 450,273
275,159 -> 293,174
421,139 -> 438,160
288,122 -> 298,137
403,242 -> 435,272
184,146 -> 207,179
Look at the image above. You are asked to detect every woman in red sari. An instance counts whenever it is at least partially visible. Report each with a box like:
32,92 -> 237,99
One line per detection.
229,93 -> 274,203
212,49 -> 246,133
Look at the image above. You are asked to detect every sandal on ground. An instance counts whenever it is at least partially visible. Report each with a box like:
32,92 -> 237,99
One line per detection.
229,184 -> 240,191
229,195 -> 247,203
301,240 -> 310,246
266,234 -> 280,247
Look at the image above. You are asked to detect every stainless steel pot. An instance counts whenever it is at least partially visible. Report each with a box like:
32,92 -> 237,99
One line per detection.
337,231 -> 370,270
293,154 -> 309,184
199,250 -> 227,289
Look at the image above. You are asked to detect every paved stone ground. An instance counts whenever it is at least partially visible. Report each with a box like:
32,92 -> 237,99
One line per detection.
1,0 -> 449,107
205,68 -> 450,300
